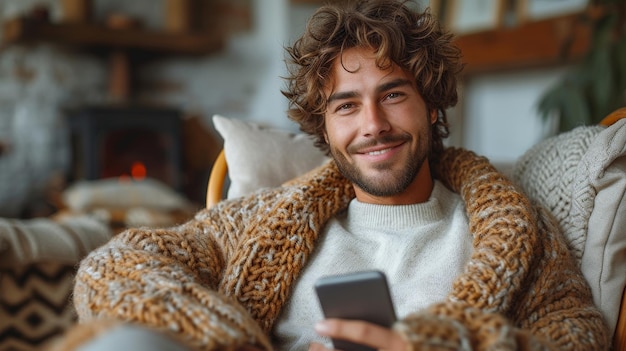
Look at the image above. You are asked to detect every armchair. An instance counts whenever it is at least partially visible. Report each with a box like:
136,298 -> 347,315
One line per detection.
208,109 -> 626,348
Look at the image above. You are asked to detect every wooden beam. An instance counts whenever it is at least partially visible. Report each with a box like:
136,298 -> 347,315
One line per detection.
1,18 -> 225,55
454,12 -> 592,75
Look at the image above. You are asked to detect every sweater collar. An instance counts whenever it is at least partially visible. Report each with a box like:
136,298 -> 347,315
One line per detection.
345,181 -> 449,230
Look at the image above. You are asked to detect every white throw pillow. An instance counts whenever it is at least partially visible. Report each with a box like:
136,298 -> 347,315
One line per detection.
212,115 -> 330,199
63,178 -> 193,212
578,120 -> 626,335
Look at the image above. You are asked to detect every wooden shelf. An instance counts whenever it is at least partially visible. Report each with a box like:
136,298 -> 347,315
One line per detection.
1,8 -> 593,76
287,1 -> 594,75
1,17 -> 225,55
454,12 -> 591,75
0,17 -> 227,101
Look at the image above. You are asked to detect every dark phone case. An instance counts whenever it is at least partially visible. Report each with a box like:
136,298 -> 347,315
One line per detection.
315,270 -> 397,351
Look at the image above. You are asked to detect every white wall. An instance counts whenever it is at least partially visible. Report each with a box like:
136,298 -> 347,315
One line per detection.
0,2 -> 108,217
246,0 -> 293,130
141,0 -> 300,132
461,68 -> 567,164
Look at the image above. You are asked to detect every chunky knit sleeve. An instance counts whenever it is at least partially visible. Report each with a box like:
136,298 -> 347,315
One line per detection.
394,147 -> 610,350
71,200 -> 273,351
68,161 -> 354,351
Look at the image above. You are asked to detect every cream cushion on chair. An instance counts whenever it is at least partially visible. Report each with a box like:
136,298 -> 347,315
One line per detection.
512,119 -> 626,336
211,114 -> 626,337
212,115 -> 329,199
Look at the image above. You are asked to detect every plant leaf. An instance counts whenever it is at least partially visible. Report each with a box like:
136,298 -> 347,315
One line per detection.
537,84 -> 563,122
608,41 -> 626,115
559,85 -> 591,132
589,46 -> 614,120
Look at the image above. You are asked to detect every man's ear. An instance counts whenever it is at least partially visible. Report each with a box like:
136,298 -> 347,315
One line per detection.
430,109 -> 438,124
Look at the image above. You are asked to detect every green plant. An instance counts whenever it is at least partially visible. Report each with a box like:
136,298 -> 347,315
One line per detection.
537,0 -> 626,132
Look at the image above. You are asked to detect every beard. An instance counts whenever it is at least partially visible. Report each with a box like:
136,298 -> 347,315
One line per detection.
330,131 -> 431,197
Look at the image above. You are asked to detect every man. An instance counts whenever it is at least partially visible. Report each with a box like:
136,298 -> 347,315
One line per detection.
56,1 -> 609,350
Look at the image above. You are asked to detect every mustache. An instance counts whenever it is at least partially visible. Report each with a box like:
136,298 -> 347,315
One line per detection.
346,134 -> 412,154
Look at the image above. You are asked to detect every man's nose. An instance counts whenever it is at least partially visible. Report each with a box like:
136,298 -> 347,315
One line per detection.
361,103 -> 391,137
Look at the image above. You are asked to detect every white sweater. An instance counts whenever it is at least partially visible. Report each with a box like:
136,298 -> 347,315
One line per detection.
274,181 -> 472,350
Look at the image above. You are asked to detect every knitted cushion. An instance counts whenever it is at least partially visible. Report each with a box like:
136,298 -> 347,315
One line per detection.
512,125 -> 604,259
512,119 -> 626,335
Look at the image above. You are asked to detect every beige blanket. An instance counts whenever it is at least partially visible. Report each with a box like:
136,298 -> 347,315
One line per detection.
0,215 -> 112,268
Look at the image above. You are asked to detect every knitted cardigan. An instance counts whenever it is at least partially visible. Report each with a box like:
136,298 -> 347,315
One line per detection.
64,147 -> 609,351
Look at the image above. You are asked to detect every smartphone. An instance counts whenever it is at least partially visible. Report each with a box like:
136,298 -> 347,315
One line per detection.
314,270 -> 397,351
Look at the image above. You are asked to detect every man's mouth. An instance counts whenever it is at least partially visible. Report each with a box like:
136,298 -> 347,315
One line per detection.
348,134 -> 411,157
365,147 -> 393,156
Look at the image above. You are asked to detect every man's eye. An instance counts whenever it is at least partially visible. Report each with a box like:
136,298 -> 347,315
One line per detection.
386,92 -> 402,100
337,103 -> 354,111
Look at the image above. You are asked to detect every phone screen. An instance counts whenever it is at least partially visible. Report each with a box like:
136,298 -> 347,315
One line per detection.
314,270 -> 396,351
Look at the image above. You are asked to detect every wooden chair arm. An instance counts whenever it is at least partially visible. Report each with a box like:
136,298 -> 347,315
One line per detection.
206,149 -> 228,208
599,107 -> 626,126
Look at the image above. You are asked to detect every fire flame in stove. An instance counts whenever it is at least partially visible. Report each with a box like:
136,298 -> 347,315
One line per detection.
131,161 -> 147,180
118,161 -> 147,183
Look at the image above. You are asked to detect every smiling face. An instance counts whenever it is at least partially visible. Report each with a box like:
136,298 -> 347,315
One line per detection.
324,47 -> 437,205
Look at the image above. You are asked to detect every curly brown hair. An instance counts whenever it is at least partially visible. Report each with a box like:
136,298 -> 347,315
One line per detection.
282,0 -> 463,161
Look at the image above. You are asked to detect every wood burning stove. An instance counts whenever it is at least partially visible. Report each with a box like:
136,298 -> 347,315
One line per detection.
67,105 -> 184,191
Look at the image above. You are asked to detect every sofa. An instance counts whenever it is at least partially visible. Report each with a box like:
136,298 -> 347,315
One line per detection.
0,176 -> 198,351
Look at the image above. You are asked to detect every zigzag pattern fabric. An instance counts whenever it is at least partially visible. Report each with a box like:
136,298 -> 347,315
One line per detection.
0,216 -> 112,351
0,262 -> 76,351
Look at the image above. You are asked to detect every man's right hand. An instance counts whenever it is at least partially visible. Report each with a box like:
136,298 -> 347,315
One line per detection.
237,344 -> 265,351
310,319 -> 408,351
